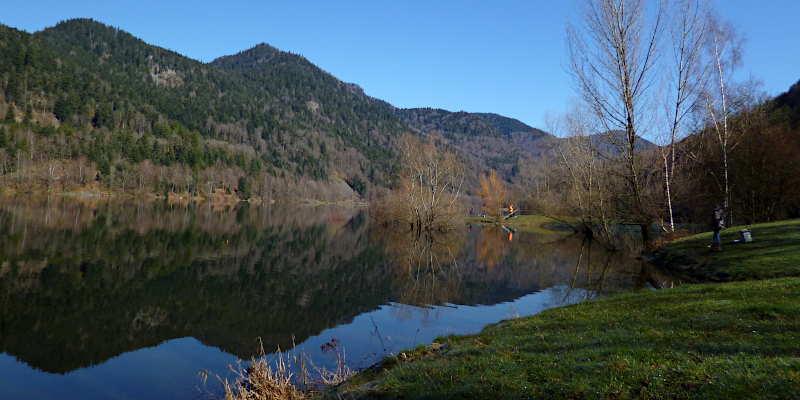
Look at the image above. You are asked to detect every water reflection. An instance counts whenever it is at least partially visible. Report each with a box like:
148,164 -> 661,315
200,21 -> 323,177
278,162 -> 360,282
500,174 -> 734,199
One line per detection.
0,197 -> 384,374
380,229 -> 466,306
477,225 -> 514,271
0,197 -> 654,399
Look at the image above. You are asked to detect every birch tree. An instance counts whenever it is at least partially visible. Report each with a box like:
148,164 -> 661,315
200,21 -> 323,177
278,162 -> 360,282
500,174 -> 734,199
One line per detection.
701,15 -> 743,224
659,0 -> 708,232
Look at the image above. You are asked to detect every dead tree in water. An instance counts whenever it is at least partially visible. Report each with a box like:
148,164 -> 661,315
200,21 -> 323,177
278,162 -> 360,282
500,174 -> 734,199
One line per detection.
380,133 -> 464,234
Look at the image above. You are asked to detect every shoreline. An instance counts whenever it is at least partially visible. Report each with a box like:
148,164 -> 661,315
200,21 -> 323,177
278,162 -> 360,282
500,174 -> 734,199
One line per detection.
464,214 -> 576,235
0,187 -> 370,208
329,219 -> 800,399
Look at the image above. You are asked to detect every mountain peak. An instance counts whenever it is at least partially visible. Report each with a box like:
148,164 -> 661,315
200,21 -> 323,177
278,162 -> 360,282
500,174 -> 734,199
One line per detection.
40,18 -> 121,35
240,42 -> 281,58
35,17 -> 155,60
210,42 -> 302,69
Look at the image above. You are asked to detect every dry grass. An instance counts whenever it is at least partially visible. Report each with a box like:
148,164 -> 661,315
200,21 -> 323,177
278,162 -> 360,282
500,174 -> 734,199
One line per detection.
314,347 -> 353,387
221,352 -> 305,400
207,339 -> 354,400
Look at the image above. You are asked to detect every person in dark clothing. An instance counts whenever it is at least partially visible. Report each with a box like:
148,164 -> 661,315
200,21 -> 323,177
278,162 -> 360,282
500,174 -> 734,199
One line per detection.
711,204 -> 725,250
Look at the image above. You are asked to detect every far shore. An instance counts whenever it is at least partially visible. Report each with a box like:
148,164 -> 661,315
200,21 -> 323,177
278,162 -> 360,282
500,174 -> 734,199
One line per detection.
0,186 -> 371,208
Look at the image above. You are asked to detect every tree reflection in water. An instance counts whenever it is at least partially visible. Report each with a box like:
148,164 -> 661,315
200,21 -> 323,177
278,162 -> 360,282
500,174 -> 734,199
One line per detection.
476,225 -> 511,272
0,197 -> 659,387
378,228 -> 466,308
377,222 -> 651,316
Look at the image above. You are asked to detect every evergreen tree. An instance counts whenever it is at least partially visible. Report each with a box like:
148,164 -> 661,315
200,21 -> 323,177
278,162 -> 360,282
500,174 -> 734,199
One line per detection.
248,158 -> 261,175
4,75 -> 21,103
53,96 -> 76,122
23,104 -> 33,124
237,176 -> 252,200
0,126 -> 7,148
92,103 -> 113,128
4,106 -> 14,123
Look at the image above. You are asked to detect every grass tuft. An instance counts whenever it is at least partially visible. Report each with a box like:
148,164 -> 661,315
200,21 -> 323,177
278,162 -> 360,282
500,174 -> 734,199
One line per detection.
220,347 -> 306,400
211,339 -> 354,400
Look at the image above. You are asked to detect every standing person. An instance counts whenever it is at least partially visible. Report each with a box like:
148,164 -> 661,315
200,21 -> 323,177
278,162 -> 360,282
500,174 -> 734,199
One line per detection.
711,204 -> 725,251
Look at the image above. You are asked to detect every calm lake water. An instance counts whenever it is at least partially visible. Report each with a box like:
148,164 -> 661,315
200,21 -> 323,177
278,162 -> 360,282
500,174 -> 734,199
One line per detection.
0,198 -> 658,399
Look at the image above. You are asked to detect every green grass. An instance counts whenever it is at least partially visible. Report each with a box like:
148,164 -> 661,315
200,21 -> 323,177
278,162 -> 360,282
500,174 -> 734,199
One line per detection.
335,279 -> 800,399
332,219 -> 800,399
465,214 -> 574,235
658,219 -> 800,282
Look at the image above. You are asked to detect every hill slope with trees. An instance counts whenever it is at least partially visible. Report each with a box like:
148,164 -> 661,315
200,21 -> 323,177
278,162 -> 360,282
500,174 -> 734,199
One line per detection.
0,19 -> 412,200
0,18 -> 567,201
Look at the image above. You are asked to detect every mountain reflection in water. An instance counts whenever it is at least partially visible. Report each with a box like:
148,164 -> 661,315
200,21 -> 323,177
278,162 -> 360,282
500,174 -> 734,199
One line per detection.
0,198 -> 651,399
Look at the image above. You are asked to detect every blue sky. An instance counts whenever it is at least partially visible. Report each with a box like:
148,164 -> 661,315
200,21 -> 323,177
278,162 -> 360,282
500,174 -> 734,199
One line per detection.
3,0 -> 799,129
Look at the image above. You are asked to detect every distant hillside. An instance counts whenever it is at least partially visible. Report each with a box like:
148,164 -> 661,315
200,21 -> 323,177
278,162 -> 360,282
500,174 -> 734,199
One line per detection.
774,80 -> 800,108
398,108 -> 543,140
588,131 -> 658,158
772,79 -> 800,127
398,108 -> 559,188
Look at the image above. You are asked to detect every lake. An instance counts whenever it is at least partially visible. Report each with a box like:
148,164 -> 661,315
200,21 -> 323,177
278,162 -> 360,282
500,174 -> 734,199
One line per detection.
0,197 -> 658,399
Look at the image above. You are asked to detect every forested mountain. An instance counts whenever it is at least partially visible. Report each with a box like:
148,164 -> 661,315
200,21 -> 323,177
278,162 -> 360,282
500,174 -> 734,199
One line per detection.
0,19 -> 412,200
7,17 -> 754,204
0,18 -> 568,201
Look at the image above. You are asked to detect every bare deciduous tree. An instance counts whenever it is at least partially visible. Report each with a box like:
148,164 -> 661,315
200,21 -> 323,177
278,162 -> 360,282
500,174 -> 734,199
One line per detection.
568,0 -> 664,241
479,169 -> 508,222
553,104 -> 615,241
375,133 -> 464,233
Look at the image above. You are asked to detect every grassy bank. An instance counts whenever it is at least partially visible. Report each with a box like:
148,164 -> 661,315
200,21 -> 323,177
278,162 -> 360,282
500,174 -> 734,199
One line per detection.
654,219 -> 800,282
465,214 -> 574,235
332,219 -> 800,399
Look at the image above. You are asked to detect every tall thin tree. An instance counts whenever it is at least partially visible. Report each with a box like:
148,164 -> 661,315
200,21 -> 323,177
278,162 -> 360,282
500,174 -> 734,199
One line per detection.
659,0 -> 708,232
702,15 -> 743,224
567,0 -> 664,241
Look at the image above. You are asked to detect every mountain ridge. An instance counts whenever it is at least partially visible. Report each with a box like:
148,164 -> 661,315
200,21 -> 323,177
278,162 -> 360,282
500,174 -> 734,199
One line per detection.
0,17 -> 658,201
